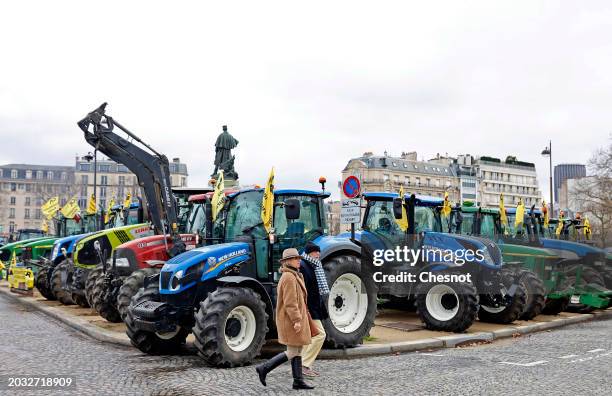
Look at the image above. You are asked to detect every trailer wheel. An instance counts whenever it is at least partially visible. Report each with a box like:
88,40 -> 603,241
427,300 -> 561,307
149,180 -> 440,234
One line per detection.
478,269 -> 527,324
542,297 -> 570,315
193,287 -> 268,367
35,267 -> 55,300
323,255 -> 377,348
125,282 -> 190,354
416,274 -> 478,332
91,275 -> 122,323
565,265 -> 606,313
50,260 -> 74,305
517,269 -> 546,320
117,268 -> 160,321
85,265 -> 104,307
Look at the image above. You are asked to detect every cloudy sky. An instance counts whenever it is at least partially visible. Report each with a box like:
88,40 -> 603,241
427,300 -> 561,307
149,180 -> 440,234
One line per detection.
1,1 -> 610,200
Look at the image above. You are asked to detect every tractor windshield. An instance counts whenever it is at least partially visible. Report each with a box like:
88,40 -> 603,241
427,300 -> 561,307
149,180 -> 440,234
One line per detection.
224,190 -> 264,242
17,230 -> 45,241
414,206 -> 442,233
480,213 -> 497,239
185,203 -> 206,234
363,200 -> 403,237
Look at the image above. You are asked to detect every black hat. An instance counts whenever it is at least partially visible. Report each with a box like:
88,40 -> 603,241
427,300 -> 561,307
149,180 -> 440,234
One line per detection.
304,242 -> 320,254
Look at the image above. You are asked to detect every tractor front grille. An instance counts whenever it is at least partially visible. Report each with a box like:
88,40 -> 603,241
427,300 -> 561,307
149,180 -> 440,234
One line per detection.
114,230 -> 131,244
160,271 -> 172,290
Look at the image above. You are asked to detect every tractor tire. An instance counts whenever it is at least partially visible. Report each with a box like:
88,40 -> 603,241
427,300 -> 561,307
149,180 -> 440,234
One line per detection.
125,282 -> 190,354
85,265 -> 104,307
91,276 -> 122,323
193,287 -> 268,367
517,269 -> 546,320
322,255 -> 377,348
415,273 -> 479,332
604,268 -> 612,290
72,293 -> 90,308
565,265 -> 607,313
478,269 -> 527,324
117,268 -> 160,321
50,260 -> 74,305
35,266 -> 55,300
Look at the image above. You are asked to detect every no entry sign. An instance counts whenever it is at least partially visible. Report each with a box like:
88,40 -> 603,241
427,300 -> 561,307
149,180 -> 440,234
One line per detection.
342,176 -> 361,198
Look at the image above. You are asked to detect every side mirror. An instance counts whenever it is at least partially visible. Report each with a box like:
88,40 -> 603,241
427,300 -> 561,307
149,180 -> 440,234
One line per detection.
392,198 -> 404,219
284,199 -> 301,220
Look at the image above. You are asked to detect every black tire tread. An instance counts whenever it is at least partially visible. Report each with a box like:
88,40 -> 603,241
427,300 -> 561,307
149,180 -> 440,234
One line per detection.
117,268 -> 159,321
91,275 -> 122,323
50,260 -> 74,305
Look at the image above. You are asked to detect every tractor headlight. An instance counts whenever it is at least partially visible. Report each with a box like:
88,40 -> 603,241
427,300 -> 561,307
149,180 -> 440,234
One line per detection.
51,244 -> 60,260
170,270 -> 184,291
115,257 -> 130,268
480,249 -> 495,266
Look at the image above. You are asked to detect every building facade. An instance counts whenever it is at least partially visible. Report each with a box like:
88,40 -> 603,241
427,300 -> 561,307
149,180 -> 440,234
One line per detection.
0,164 -> 75,235
342,152 -> 460,201
554,164 -> 586,205
0,156 -> 189,236
475,156 -> 541,208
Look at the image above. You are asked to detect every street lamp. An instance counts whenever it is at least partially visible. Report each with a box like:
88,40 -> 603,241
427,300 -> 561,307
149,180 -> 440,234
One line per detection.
541,141 -> 553,216
84,150 -> 98,229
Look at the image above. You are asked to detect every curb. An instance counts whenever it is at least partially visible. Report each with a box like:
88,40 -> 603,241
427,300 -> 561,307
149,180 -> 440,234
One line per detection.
2,286 -> 610,359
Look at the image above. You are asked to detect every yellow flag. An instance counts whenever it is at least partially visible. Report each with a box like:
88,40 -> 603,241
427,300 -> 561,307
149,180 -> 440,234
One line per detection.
211,171 -> 225,221
499,194 -> 508,227
515,198 -> 525,229
41,219 -> 49,234
555,212 -> 564,236
584,217 -> 591,240
41,196 -> 60,220
441,191 -> 452,217
123,193 -> 132,209
261,167 -> 275,234
10,251 -> 17,266
542,200 -> 549,228
104,198 -> 116,224
61,197 -> 80,219
87,194 -> 97,215
395,186 -> 408,232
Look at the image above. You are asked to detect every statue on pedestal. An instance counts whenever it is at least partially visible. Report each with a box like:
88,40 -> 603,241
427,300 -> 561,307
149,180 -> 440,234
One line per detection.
211,125 -> 239,181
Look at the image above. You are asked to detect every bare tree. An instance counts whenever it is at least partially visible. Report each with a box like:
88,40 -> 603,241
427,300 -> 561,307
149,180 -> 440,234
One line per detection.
571,139 -> 612,246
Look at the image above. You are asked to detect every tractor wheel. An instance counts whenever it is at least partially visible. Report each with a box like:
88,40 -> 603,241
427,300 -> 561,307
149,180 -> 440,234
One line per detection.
35,267 -> 55,300
517,269 -> 546,320
322,255 -> 377,348
125,282 -> 190,354
117,268 -> 160,321
91,275 -> 122,323
565,265 -> 607,313
193,287 -> 268,367
72,293 -> 90,308
478,269 -> 527,324
50,260 -> 74,305
604,268 -> 612,290
85,265 -> 104,307
416,274 -> 478,332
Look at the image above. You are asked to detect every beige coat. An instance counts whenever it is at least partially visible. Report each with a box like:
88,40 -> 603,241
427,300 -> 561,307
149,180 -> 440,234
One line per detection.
275,266 -> 312,346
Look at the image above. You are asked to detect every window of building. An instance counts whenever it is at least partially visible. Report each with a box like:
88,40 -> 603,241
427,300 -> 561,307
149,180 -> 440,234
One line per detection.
25,170 -> 32,179
10,197 -> 16,205
18,184 -> 24,190
24,209 -> 30,219
101,175 -> 108,185
9,222 -> 15,233
403,163 -> 408,168
25,184 -> 32,192
81,175 -> 88,185
100,186 -> 107,197
9,208 -> 15,219
416,177 -> 421,186
10,183 -> 16,191
47,171 -> 54,180
99,164 -> 111,172
435,179 -> 440,187
36,170 -> 43,179
405,176 -> 410,185
62,172 -> 67,180
47,185 -> 53,193
35,209 -> 41,219
117,165 -> 128,172
426,178 -> 431,186
79,163 -> 90,171
100,199 -> 106,209
10,169 -> 17,179
181,177 -> 187,187
25,197 -> 30,206
383,174 -> 389,182
393,175 -> 399,184
78,198 -> 87,209
118,176 -> 125,185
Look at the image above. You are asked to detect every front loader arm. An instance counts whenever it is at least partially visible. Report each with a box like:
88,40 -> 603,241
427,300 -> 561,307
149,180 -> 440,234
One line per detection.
77,103 -> 185,257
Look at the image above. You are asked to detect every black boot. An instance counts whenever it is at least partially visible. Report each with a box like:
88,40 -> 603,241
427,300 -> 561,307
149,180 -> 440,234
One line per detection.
255,352 -> 288,386
291,356 -> 315,390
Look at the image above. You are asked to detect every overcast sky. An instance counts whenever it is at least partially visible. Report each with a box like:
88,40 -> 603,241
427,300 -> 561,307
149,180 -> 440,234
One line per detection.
1,1 -> 610,200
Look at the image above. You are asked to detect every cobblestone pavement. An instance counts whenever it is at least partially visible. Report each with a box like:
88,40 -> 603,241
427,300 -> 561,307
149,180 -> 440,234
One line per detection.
1,294 -> 611,396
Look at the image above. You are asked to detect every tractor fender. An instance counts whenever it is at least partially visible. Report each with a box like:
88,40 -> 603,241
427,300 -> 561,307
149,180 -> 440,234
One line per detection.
314,235 -> 361,261
216,276 -> 276,325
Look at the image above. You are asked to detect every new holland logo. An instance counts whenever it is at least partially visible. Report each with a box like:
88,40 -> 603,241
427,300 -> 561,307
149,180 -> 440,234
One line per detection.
207,257 -> 217,266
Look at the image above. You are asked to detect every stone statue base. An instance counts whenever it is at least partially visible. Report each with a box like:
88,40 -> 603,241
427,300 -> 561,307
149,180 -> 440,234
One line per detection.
224,178 -> 239,188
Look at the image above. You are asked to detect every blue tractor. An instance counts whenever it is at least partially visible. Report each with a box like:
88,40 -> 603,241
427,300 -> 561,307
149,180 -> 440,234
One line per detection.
126,187 -> 377,367
357,193 -> 526,332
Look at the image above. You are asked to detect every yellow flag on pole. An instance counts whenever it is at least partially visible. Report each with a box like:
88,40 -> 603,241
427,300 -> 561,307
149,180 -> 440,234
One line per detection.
261,167 -> 275,234
41,219 -> 49,234
499,194 -> 508,227
87,194 -> 97,215
10,251 -> 17,266
104,198 -> 116,224
584,217 -> 591,240
441,191 -> 452,217
123,193 -> 132,209
555,212 -> 564,236
61,197 -> 80,219
395,186 -> 408,232
542,200 -> 549,228
515,198 -> 525,229
41,196 -> 60,220
211,171 -> 225,221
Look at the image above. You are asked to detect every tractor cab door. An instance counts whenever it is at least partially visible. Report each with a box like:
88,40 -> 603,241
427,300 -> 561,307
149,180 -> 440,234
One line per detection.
271,194 -> 324,274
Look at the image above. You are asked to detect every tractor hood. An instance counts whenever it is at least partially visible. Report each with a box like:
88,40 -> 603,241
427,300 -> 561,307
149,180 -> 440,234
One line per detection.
113,234 -> 198,272
51,233 -> 94,261
0,237 -> 50,262
422,232 -> 502,270
159,242 -> 251,295
312,234 -> 361,260
539,238 -> 604,260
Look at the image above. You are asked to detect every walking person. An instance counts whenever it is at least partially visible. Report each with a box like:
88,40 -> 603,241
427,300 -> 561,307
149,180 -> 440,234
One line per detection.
255,248 -> 315,390
300,242 -> 329,378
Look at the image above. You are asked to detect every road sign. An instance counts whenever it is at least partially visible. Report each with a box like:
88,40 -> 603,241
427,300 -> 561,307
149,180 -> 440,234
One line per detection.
342,176 -> 361,199
341,198 -> 361,224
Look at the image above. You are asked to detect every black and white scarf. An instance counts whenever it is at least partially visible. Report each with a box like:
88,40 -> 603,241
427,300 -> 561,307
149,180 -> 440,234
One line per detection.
301,252 -> 330,296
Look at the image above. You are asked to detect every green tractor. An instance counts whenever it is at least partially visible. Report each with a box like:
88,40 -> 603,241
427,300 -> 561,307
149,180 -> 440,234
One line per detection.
0,229 -> 48,276
449,204 -> 573,316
